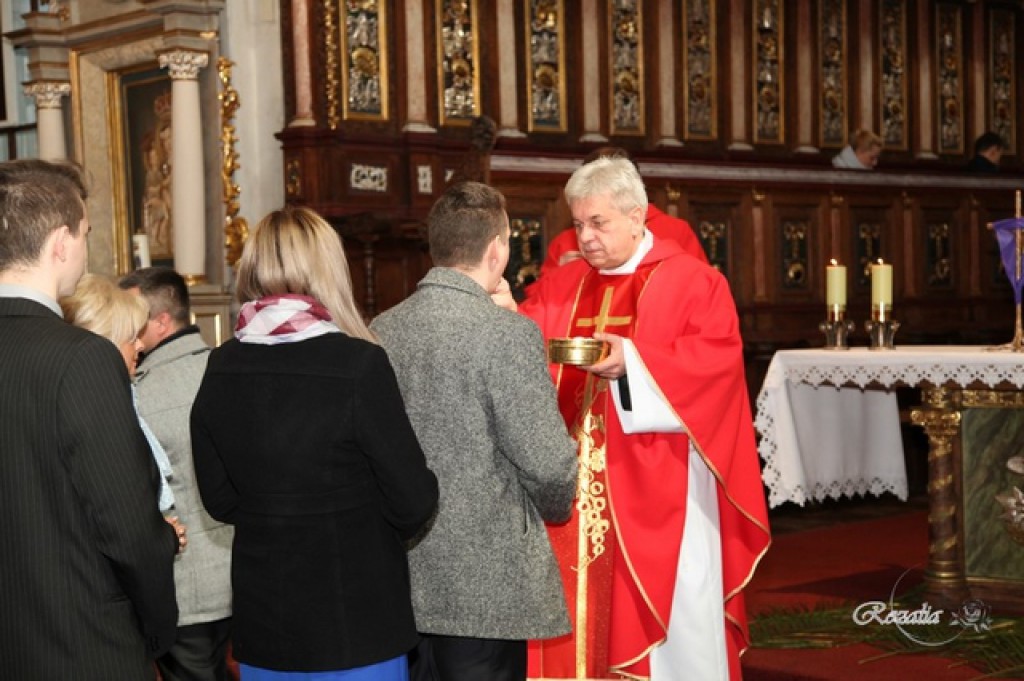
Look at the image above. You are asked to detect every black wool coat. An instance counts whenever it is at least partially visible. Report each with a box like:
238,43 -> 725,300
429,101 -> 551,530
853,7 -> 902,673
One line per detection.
190,333 -> 438,672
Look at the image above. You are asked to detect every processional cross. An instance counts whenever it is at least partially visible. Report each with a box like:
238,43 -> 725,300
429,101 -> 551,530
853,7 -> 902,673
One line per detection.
988,190 -> 1024,351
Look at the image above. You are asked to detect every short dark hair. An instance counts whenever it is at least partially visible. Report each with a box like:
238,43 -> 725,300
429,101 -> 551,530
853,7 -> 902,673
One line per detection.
0,159 -> 88,271
974,131 -> 1006,154
119,266 -> 191,327
427,182 -> 507,267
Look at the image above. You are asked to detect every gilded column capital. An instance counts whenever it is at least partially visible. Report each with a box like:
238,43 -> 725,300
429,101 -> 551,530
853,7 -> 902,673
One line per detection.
23,81 -> 70,110
159,50 -> 209,80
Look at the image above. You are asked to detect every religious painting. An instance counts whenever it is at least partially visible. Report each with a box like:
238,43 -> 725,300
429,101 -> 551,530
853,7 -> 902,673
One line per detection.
116,66 -> 174,263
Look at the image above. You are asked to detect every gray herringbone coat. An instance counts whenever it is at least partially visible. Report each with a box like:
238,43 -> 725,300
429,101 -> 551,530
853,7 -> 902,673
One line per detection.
371,267 -> 578,640
134,330 -> 233,626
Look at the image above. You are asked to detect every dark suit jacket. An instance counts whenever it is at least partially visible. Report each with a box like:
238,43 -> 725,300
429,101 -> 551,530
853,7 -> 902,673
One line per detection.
190,333 -> 438,672
0,296 -> 179,680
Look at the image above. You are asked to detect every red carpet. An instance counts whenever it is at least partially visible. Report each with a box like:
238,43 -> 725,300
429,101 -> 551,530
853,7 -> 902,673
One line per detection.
741,510 -> 997,680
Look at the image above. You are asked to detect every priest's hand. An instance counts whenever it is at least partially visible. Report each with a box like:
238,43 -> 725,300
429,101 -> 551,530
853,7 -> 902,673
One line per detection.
491,278 -> 518,311
585,332 -> 626,379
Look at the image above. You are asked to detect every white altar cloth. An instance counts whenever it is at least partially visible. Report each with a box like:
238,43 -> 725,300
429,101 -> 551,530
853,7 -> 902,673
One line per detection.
755,346 -> 1024,508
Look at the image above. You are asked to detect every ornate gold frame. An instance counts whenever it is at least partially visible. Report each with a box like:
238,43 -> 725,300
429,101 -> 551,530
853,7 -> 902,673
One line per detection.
878,0 -> 909,151
339,0 -> 390,122
817,0 -> 847,149
436,0 -> 482,127
103,61 -> 169,275
935,2 -> 964,155
681,0 -> 717,141
608,0 -> 645,137
525,0 -> 567,133
752,0 -> 785,145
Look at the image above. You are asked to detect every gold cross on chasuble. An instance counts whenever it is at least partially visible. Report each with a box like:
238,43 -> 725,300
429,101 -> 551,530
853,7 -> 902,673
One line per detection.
574,287 -> 633,335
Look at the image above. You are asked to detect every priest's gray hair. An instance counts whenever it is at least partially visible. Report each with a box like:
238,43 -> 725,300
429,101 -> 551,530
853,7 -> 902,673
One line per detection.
564,156 -> 648,216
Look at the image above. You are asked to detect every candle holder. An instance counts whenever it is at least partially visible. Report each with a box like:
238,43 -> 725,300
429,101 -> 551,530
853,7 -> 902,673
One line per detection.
819,305 -> 854,349
866,303 -> 900,350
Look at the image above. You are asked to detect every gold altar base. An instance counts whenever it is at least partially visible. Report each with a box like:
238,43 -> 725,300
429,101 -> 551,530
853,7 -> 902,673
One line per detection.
819,305 -> 854,349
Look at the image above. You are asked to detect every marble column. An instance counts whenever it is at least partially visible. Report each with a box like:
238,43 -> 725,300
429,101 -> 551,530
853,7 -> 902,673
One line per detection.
654,0 -> 680,147
495,0 -> 523,138
579,0 -> 607,143
289,0 -> 315,126
403,0 -> 434,133
24,82 -> 70,160
159,50 -> 209,284
727,0 -> 751,151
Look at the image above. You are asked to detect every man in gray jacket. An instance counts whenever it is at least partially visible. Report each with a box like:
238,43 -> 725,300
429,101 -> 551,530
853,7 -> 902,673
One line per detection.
121,267 -> 234,681
372,182 -> 577,681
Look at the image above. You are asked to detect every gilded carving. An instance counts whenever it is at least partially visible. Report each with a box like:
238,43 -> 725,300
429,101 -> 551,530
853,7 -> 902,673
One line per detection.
437,0 -> 481,125
856,222 -> 881,286
818,0 -> 846,148
698,220 -> 728,275
323,0 -> 341,128
927,222 -> 952,287
989,9 -> 1015,152
526,0 -> 566,132
936,3 -> 964,154
341,0 -> 388,120
682,0 -> 715,140
782,221 -> 808,288
609,0 -> 644,136
218,58 -> 248,268
754,0 -> 783,143
507,217 -> 542,293
879,0 -> 908,149
285,158 -> 302,198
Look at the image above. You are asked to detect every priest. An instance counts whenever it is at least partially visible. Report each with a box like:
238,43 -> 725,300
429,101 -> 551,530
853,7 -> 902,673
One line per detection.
510,157 -> 771,680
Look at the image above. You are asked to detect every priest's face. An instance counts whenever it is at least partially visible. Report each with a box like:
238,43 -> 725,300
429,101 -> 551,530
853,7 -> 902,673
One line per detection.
571,193 -> 645,270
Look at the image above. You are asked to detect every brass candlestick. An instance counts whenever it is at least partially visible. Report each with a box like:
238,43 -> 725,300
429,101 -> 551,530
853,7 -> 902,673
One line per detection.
866,302 -> 899,350
819,304 -> 854,349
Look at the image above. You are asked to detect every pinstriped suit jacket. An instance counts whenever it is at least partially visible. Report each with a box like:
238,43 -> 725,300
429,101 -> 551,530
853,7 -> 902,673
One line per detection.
0,296 -> 179,681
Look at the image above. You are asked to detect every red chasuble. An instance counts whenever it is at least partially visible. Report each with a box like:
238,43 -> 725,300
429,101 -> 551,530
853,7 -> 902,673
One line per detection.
521,238 -> 771,680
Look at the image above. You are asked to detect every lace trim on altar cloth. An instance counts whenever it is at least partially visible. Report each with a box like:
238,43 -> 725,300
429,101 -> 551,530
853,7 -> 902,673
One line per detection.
775,359 -> 1024,391
753,393 -> 914,507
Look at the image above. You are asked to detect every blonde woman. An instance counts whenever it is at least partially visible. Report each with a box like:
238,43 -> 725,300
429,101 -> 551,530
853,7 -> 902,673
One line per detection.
60,274 -> 176,514
190,206 -> 438,681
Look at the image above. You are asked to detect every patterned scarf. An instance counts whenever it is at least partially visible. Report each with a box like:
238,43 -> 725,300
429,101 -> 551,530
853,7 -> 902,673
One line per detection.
235,294 -> 340,345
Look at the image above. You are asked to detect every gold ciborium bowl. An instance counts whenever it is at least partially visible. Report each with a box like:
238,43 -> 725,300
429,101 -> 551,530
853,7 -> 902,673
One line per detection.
547,337 -> 609,366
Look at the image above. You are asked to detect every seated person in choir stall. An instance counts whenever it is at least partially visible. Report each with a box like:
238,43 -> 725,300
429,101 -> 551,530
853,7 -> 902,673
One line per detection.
966,131 -> 1006,173
371,182 -> 578,681
832,129 -> 883,170
539,147 -> 708,276
501,157 -> 771,680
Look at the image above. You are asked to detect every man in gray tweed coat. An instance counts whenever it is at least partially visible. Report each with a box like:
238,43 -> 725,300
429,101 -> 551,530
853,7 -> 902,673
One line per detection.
121,267 -> 234,681
372,182 -> 577,681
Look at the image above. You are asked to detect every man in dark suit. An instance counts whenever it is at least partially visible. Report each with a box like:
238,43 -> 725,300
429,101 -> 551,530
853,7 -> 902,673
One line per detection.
0,159 -> 180,680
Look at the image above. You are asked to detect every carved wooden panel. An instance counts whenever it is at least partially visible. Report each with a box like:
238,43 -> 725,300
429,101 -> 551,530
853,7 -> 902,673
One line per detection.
609,0 -> 644,135
526,0 -> 567,132
340,0 -> 388,121
682,0 -> 716,140
818,0 -> 846,148
989,7 -> 1015,153
936,2 -> 964,154
506,216 -> 544,297
879,0 -> 908,150
437,0 -> 481,126
754,0 -> 784,144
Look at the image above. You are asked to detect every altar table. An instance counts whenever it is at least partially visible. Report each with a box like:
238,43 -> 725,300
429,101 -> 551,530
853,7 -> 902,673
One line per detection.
755,345 -> 1024,609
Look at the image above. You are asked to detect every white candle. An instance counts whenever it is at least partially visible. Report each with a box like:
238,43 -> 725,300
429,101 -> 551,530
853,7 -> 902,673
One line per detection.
826,259 -> 846,306
132,234 -> 152,269
870,260 -> 893,306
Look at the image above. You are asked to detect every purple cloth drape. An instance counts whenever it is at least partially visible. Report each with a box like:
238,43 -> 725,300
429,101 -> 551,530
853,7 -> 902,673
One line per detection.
991,217 -> 1024,304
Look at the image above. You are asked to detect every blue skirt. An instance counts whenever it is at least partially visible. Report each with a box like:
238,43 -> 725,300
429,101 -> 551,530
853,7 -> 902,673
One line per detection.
239,655 -> 408,681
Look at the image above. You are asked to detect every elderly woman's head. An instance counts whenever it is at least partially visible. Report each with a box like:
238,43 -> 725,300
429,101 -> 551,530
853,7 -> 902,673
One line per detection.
61,273 -> 150,375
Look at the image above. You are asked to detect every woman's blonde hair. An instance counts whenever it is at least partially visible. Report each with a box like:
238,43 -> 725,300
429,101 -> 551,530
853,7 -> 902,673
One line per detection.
60,273 -> 149,345
236,206 -> 375,342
